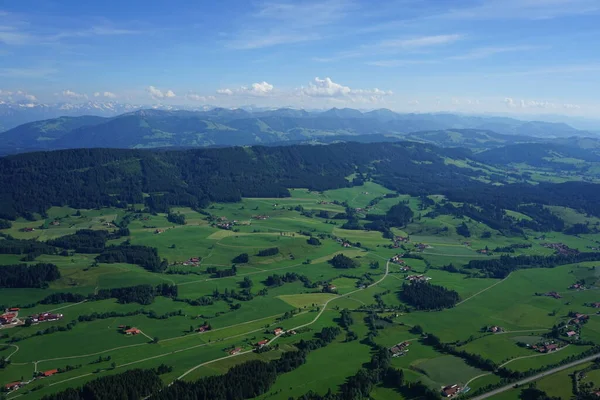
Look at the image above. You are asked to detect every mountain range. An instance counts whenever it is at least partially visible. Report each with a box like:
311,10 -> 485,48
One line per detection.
1,105 -> 598,155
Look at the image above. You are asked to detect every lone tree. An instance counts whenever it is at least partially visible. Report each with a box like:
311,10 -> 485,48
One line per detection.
232,253 -> 249,263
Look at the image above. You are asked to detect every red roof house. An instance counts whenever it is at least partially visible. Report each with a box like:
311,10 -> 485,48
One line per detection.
257,339 -> 269,347
229,348 -> 242,355
274,328 -> 284,335
125,328 -> 141,335
5,382 -> 21,391
42,369 -> 58,377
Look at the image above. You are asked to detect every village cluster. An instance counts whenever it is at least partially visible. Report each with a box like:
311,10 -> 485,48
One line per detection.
228,327 -> 296,356
0,308 -> 63,328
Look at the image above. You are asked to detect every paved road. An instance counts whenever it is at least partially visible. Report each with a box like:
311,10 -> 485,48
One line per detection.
470,353 -> 600,400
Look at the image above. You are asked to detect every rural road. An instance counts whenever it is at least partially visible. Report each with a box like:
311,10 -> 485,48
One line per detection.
178,259 -> 391,381
469,352 -> 600,400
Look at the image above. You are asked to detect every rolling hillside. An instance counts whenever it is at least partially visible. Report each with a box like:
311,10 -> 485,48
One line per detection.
0,107 -> 596,154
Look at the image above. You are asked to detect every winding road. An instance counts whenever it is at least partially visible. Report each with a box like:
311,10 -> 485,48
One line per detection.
469,352 -> 600,400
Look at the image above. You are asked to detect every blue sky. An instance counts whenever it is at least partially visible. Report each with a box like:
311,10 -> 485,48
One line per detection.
1,0 -> 599,117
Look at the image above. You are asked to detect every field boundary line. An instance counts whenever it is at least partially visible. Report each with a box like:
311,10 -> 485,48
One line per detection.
47,300 -> 88,313
456,274 -> 510,306
498,344 -> 570,368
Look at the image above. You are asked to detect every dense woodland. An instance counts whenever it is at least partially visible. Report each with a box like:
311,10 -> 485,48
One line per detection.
96,245 -> 167,272
0,263 -> 60,288
2,143 -> 600,221
400,282 -> 460,310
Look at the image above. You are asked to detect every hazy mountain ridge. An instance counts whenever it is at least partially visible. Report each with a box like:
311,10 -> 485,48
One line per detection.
0,106 -> 598,155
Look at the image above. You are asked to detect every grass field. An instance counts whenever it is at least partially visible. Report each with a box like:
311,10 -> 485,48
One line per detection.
3,181 -> 600,399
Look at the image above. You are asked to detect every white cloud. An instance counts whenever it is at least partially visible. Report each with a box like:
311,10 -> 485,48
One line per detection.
61,89 -> 87,100
187,93 -> 216,102
147,86 -> 176,99
0,89 -> 37,102
299,77 -> 392,102
94,91 -> 117,99
563,103 -> 581,109
408,100 -> 420,105
504,97 -> 558,109
217,82 -> 274,96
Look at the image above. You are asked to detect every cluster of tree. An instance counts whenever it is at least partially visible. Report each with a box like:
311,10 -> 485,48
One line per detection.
307,237 -> 321,246
94,284 -> 178,305
493,243 -> 533,253
364,202 -> 414,237
565,223 -> 592,235
167,212 -> 186,225
77,309 -> 182,323
0,263 -> 60,288
466,252 -> 600,279
338,309 -> 354,329
206,266 -> 237,278
329,254 -> 360,269
232,253 -> 249,263
456,222 -> 471,238
96,245 -> 167,272
264,272 -> 316,289
257,247 -> 279,257
0,355 -> 10,369
40,369 -> 164,400
0,219 -> 11,229
517,204 -> 565,232
48,229 -> 126,253
0,238 -> 57,256
400,282 -> 460,310
40,292 -> 86,305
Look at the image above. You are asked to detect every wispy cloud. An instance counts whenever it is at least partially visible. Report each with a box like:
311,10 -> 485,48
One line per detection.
0,67 -> 57,78
440,0 -> 600,20
449,45 -> 543,60
94,91 -> 117,99
316,34 -> 463,62
226,0 -> 353,49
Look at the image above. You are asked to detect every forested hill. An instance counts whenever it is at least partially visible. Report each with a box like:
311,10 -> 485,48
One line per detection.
0,107 -> 594,154
2,141 -> 600,221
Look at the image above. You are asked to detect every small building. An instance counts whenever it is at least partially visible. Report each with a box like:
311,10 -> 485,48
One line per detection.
125,328 -> 141,335
541,344 -> 558,353
8,307 -> 20,312
197,324 -> 211,333
229,347 -> 242,355
50,220 -> 60,226
389,341 -> 410,357
545,291 -> 562,299
256,339 -> 269,347
567,331 -> 578,337
0,313 -> 17,324
342,242 -> 351,248
405,275 -> 431,283
274,328 -> 284,335
442,384 -> 462,398
570,283 -> 584,290
5,382 -> 21,391
42,369 -> 59,377
592,303 -> 600,308
489,326 -> 503,333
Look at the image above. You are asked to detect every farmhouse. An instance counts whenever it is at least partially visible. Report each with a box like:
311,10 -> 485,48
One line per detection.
390,254 -> 406,264
8,307 -> 20,312
0,313 -> 17,324
125,328 -> 141,335
31,312 -> 63,323
570,283 -> 584,290
389,341 -> 410,357
342,242 -> 351,248
196,324 -> 211,333
5,382 -> 21,391
256,339 -> 269,347
567,331 -> 578,337
252,215 -> 269,220
229,348 -> 242,355
540,344 -> 558,353
442,384 -> 462,398
20,227 -> 35,232
488,326 -> 504,333
592,303 -> 600,308
274,328 -> 284,335
154,229 -> 165,234
42,369 -> 58,377
50,220 -> 60,226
